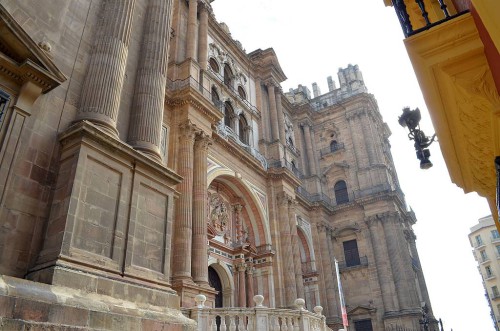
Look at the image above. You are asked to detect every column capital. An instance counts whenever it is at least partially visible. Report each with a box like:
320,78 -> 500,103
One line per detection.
264,80 -> 279,89
179,121 -> 198,141
194,131 -> 212,150
277,192 -> 293,206
233,203 -> 243,213
237,263 -> 247,272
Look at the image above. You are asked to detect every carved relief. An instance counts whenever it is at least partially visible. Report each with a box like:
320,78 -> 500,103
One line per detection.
209,193 -> 230,234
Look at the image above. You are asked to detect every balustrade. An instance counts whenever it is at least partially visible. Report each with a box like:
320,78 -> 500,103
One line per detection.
190,295 -> 330,331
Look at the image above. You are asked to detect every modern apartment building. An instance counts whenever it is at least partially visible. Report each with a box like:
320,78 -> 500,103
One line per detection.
469,215 -> 500,331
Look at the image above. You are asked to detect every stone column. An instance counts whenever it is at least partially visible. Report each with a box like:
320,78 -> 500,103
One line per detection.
347,112 -> 368,168
198,3 -> 209,70
128,0 -> 172,159
255,79 -> 267,141
303,124 -> 316,176
288,200 -> 305,299
186,0 -> 198,60
246,264 -> 255,307
267,83 -> 279,142
318,223 -> 338,318
192,132 -> 211,285
310,214 -> 329,315
277,192 -> 297,307
366,217 -> 399,312
77,0 -> 136,136
172,122 -> 197,280
325,230 -> 340,315
234,204 -> 243,244
381,213 -> 419,310
238,263 -> 247,307
275,89 -> 286,145
407,230 -> 434,316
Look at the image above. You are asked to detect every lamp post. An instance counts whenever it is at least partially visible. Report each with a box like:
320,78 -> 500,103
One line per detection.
398,107 -> 436,169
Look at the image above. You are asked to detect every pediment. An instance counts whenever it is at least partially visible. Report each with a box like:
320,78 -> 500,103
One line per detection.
0,4 -> 66,93
347,305 -> 376,316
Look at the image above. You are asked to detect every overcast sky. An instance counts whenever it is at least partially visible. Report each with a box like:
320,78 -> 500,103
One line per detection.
211,1 -> 493,330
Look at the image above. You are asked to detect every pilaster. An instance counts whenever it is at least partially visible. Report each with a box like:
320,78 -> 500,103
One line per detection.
266,82 -> 280,142
186,0 -> 198,60
198,3 -> 209,70
288,199 -> 305,299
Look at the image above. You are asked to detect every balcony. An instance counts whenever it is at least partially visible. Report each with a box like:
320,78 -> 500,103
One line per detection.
215,122 -> 268,170
492,236 -> 500,244
268,158 -> 303,179
188,295 -> 331,331
337,256 -> 368,271
392,0 -> 469,38
319,142 -> 345,158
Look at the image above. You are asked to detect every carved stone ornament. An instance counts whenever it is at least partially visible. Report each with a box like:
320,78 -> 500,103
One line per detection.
209,193 -> 230,235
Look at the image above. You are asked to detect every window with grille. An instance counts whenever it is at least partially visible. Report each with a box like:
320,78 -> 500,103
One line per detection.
343,239 -> 361,267
334,180 -> 349,204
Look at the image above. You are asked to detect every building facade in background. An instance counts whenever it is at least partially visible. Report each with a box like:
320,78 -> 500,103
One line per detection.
469,215 -> 500,331
0,1 -> 435,330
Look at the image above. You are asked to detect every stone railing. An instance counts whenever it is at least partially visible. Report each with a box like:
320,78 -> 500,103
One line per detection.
189,295 -> 331,331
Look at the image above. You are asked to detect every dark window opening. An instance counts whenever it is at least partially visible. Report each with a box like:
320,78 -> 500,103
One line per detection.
343,239 -> 360,267
224,102 -> 234,128
237,86 -> 246,99
224,64 -> 233,87
334,180 -> 349,204
354,319 -> 373,331
209,58 -> 220,73
238,114 -> 248,144
212,86 -> 220,105
330,140 -> 339,152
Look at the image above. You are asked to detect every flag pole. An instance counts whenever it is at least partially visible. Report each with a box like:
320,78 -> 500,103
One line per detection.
335,258 -> 349,331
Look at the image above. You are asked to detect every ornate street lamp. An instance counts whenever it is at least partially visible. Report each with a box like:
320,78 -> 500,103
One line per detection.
398,107 -> 436,169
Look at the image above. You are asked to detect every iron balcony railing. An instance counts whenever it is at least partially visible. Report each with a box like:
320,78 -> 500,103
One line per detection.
337,256 -> 368,271
268,159 -> 304,179
392,0 -> 469,38
319,142 -> 345,157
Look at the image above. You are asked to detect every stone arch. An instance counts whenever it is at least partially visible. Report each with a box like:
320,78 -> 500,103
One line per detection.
208,257 -> 235,307
207,171 -> 270,246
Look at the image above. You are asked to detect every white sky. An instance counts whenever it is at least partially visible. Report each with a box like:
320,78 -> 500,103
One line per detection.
211,1 -> 493,330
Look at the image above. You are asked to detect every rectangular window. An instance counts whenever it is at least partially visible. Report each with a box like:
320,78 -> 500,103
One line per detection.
480,250 -> 488,262
354,319 -> 373,331
476,235 -> 483,246
0,90 -> 9,123
493,286 -> 499,297
343,239 -> 361,267
496,245 -> 500,257
492,230 -> 500,239
486,266 -> 493,278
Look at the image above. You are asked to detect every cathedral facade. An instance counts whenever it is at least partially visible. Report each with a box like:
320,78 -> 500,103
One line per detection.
0,0 -> 434,330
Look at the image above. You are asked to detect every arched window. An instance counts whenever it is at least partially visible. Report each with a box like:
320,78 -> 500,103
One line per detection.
224,64 -> 233,87
334,180 -> 349,204
211,86 -> 220,106
224,102 -> 234,128
209,58 -> 220,73
237,86 -> 246,100
330,140 -> 339,152
238,114 -> 248,144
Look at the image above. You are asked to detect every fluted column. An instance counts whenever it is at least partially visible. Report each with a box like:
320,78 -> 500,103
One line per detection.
77,0 -> 136,136
267,83 -> 279,142
303,124 -> 316,176
255,79 -> 268,141
172,122 -> 197,280
318,223 -> 338,318
246,264 -> 255,307
325,230 -> 340,315
186,0 -> 198,60
407,230 -> 433,316
198,3 -> 209,70
192,132 -> 211,284
381,213 -> 419,310
128,0 -> 172,159
347,112 -> 368,168
366,217 -> 399,312
238,263 -> 247,307
277,192 -> 297,307
275,89 -> 286,145
310,216 -> 329,315
234,204 -> 243,244
288,199 -> 305,299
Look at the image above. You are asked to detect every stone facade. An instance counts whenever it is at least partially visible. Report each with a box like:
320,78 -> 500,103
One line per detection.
0,1 -> 434,330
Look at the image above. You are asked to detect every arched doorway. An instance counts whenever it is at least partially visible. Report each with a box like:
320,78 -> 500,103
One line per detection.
208,266 -> 223,308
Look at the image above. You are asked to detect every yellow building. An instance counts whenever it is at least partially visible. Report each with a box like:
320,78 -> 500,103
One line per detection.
384,0 -> 500,226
